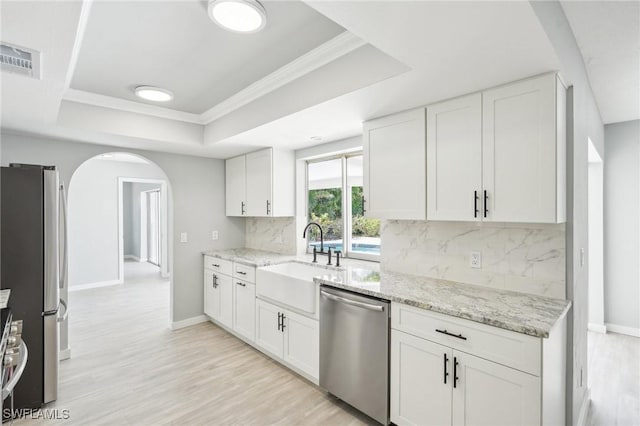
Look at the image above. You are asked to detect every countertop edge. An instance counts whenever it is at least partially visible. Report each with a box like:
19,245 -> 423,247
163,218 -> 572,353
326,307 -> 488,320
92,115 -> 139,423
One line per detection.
314,278 -> 571,339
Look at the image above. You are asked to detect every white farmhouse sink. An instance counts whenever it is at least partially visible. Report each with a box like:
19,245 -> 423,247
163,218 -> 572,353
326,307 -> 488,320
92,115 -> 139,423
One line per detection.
256,262 -> 334,315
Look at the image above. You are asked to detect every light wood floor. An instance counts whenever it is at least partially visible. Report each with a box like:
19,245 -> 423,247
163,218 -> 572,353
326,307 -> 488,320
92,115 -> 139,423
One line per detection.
588,330 -> 640,426
19,261 -> 373,425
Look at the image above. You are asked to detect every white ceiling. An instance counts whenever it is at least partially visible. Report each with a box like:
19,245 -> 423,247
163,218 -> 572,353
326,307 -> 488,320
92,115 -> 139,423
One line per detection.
562,1 -> 640,124
1,0 -> 571,159
71,0 -> 344,113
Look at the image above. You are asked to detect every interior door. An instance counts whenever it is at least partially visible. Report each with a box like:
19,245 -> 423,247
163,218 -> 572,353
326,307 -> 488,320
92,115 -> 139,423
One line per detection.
391,330 -> 452,426
146,190 -> 160,266
427,93 -> 482,221
452,351 -> 540,426
245,149 -> 272,217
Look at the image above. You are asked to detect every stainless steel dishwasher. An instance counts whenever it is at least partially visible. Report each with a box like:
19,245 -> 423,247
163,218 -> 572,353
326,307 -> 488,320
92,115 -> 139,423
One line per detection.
319,285 -> 390,425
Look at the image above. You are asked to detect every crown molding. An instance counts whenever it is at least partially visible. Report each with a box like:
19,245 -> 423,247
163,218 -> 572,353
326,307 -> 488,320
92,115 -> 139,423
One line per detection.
63,89 -> 204,124
200,31 -> 366,124
62,31 -> 365,126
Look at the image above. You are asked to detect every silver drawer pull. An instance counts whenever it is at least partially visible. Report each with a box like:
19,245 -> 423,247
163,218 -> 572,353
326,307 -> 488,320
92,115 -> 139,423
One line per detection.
321,290 -> 384,312
435,329 -> 467,340
237,271 -> 247,275
236,282 -> 246,287
211,263 -> 220,268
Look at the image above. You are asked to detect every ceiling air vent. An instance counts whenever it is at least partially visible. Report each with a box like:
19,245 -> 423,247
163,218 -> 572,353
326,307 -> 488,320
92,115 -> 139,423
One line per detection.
0,42 -> 41,79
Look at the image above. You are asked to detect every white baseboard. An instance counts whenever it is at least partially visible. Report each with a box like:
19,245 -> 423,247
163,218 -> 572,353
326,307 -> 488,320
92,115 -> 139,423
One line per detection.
588,323 -> 607,334
606,323 -> 640,337
60,348 -> 71,361
69,279 -> 122,292
170,315 -> 207,330
576,388 -> 591,426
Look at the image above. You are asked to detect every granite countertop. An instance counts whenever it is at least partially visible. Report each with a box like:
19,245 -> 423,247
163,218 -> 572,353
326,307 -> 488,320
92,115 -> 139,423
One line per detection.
202,248 -> 298,267
313,268 -> 571,338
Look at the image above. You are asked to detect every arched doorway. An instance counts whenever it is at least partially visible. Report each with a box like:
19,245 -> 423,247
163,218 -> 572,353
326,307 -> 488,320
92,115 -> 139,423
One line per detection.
63,151 -> 174,358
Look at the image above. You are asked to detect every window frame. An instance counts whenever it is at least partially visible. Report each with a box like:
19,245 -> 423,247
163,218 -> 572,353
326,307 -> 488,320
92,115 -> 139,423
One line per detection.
305,152 -> 380,262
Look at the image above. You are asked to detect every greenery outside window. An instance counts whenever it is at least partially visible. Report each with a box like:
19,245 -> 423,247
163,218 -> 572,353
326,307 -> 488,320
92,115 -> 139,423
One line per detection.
306,153 -> 380,260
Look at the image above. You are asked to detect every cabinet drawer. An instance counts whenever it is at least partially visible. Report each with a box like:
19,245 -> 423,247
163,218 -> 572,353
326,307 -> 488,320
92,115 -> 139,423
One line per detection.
234,263 -> 256,283
204,256 -> 233,275
391,303 -> 541,376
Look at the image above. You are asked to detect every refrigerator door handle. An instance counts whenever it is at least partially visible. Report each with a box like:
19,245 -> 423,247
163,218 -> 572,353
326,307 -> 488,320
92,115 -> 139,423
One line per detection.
57,299 -> 68,323
43,169 -> 60,313
59,182 -> 68,290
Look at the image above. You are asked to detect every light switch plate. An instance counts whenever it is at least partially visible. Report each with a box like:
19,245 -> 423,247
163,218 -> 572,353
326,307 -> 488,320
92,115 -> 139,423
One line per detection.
212,231 -> 219,241
180,232 -> 188,243
470,251 -> 482,268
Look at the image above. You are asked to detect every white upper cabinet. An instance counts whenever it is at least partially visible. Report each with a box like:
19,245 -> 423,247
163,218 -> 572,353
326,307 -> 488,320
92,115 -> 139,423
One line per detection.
225,148 -> 294,217
482,73 -> 566,223
427,93 -> 482,221
225,155 -> 246,217
363,108 -> 427,220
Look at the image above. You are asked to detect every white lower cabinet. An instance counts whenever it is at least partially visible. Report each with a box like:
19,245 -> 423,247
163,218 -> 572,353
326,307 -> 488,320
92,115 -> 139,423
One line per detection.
255,299 -> 319,381
452,352 -> 540,426
391,331 -> 452,426
233,279 -> 256,342
255,298 -> 284,358
391,329 -> 540,426
203,267 -> 233,328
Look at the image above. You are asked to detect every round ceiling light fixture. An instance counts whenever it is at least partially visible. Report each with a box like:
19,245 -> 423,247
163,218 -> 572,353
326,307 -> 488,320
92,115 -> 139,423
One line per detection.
208,0 -> 267,34
134,86 -> 174,102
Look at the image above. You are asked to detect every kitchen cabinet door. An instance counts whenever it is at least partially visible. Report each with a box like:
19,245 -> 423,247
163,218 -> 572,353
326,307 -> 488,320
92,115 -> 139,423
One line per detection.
427,93 -> 482,221
391,330 -> 452,426
246,148 -> 272,217
216,273 -> 233,329
363,108 -> 426,220
226,155 -> 246,216
255,299 -> 284,358
203,269 -> 218,319
233,280 -> 256,342
452,351 -> 540,426
482,73 -> 565,223
283,309 -> 319,381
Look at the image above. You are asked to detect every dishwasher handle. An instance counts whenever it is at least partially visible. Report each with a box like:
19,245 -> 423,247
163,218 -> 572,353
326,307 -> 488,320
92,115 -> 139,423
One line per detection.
321,290 -> 385,312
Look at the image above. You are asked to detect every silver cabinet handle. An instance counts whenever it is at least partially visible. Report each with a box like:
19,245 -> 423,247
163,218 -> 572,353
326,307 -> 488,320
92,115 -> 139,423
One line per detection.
236,282 -> 246,287
320,290 -> 384,312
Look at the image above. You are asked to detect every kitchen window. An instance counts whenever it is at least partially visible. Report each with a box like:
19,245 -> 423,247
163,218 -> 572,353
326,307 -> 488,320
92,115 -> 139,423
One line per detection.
306,153 -> 381,260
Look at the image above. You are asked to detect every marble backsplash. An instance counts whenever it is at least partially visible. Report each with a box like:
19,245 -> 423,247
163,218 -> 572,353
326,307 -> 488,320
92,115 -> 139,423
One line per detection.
245,217 -> 298,255
381,221 -> 566,299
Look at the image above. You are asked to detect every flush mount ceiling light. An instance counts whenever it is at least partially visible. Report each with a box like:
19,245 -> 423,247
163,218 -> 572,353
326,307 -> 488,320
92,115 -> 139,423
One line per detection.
208,0 -> 267,34
134,86 -> 174,102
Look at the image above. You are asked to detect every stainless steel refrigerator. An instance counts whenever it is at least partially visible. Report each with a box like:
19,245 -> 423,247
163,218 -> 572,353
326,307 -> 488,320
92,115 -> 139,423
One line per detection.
1,164 -> 67,408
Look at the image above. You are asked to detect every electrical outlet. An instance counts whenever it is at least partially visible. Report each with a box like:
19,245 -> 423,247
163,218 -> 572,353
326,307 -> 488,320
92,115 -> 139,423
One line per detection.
212,230 -> 219,241
180,232 -> 188,243
580,248 -> 585,267
470,251 -> 482,268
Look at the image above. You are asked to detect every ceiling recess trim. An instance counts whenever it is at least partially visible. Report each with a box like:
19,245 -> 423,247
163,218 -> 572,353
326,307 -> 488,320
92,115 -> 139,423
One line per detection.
62,31 -> 365,126
200,31 -> 366,123
63,88 -> 203,124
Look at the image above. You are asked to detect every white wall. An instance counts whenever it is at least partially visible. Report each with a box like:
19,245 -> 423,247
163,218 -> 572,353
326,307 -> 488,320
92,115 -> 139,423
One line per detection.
123,182 -> 134,256
68,158 -> 165,286
0,132 -> 245,323
588,160 -> 605,330
531,2 -> 606,423
604,119 -> 640,334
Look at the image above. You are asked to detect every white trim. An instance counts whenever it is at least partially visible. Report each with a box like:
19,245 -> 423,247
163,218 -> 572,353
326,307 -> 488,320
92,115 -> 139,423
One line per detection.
69,279 -> 122,292
64,0 -> 93,89
576,388 -> 591,426
59,348 -> 71,361
170,315 -> 207,330
63,89 -> 203,124
124,254 -> 143,262
200,31 -> 365,123
118,177 -> 169,283
62,32 -> 365,126
587,323 -> 607,334
605,323 -> 640,337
